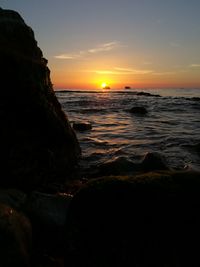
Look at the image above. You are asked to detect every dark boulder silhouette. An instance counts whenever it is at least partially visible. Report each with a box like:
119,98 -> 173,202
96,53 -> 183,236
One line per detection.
73,122 -> 92,131
129,106 -> 148,115
65,171 -> 200,267
141,152 -> 169,171
0,203 -> 32,267
96,156 -> 138,176
136,91 -> 161,97
0,8 -> 81,189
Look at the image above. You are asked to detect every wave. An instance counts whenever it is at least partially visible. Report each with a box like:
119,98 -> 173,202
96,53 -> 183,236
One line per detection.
57,89 -> 200,173
55,88 -> 200,98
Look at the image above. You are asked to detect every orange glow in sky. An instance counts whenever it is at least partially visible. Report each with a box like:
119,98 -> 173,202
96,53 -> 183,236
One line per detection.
2,1 -> 200,90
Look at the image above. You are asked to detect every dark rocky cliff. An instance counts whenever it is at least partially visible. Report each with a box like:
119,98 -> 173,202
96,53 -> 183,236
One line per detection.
0,8 -> 81,189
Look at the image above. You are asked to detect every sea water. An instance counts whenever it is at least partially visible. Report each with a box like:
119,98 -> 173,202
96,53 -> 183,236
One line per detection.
56,89 -> 200,173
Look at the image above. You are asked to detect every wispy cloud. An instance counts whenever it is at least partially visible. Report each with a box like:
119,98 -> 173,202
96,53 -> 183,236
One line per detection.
94,70 -> 119,75
54,41 -> 120,60
88,42 -> 119,53
189,64 -> 200,68
85,67 -> 181,76
54,53 -> 82,59
115,67 -> 153,75
152,71 -> 176,75
86,67 -> 154,75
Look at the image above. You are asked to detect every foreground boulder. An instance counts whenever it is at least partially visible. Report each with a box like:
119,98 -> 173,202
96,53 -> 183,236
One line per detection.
0,203 -> 32,267
66,171 -> 200,267
25,191 -> 73,261
0,8 -> 80,189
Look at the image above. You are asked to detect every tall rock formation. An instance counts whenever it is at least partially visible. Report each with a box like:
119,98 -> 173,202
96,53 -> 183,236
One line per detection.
0,8 -> 81,189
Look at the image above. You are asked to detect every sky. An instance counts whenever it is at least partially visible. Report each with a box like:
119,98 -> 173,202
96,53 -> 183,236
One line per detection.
1,0 -> 200,89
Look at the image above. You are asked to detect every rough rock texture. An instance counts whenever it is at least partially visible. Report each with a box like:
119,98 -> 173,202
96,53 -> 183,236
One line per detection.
25,191 -> 73,261
0,8 -> 81,189
66,171 -> 200,267
0,203 -> 32,267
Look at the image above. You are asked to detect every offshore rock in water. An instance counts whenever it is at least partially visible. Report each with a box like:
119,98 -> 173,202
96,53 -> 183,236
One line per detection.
191,97 -> 200,102
136,91 -> 161,97
141,152 -> 169,171
91,154 -> 168,178
0,8 -> 81,189
129,106 -> 148,115
73,122 -> 92,131
96,156 -> 138,176
192,142 -> 200,155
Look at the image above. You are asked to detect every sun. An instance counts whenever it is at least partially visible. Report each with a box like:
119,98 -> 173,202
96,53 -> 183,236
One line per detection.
101,82 -> 111,89
101,82 -> 107,89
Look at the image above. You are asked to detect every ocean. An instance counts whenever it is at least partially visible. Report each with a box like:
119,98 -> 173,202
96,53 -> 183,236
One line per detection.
56,88 -> 200,175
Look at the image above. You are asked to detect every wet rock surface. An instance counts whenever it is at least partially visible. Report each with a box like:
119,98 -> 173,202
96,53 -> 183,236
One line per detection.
141,152 -> 169,171
96,156 -> 138,176
73,122 -> 92,131
129,106 -> 148,114
91,153 -> 168,178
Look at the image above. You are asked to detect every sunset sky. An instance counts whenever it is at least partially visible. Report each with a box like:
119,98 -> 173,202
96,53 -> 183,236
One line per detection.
1,0 -> 200,89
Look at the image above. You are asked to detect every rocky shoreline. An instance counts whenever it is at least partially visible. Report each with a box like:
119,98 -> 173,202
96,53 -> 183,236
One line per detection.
1,8 -> 200,267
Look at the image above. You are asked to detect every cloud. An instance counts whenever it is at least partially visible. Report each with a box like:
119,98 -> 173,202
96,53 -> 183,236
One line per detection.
54,54 -> 82,59
86,67 -> 154,75
94,70 -> 118,75
152,71 -> 176,75
88,42 -> 119,53
86,67 -> 180,76
189,64 -> 200,68
114,67 -> 154,75
54,41 -> 120,60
